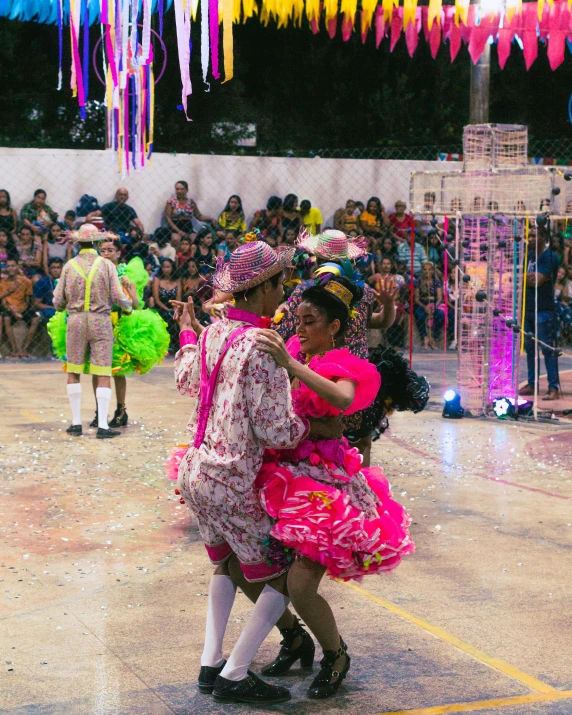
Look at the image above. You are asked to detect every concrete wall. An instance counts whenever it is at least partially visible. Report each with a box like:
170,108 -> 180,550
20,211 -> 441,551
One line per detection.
0,147 -> 454,232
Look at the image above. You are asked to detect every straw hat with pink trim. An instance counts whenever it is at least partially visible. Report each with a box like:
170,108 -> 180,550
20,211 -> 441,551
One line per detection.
298,229 -> 368,260
73,223 -> 108,243
213,241 -> 295,293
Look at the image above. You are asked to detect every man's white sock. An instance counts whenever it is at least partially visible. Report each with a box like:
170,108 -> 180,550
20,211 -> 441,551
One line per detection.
96,387 -> 112,429
220,584 -> 290,682
201,574 -> 237,667
66,383 -> 82,425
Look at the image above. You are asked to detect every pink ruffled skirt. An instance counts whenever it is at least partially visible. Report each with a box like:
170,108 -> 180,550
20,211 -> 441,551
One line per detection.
256,439 -> 415,582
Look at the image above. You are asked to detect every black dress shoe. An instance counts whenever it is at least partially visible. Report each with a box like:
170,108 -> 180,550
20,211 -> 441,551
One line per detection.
89,411 -> 98,428
261,616 -> 315,676
96,427 -> 121,439
66,425 -> 82,436
308,637 -> 351,699
109,405 -> 128,428
213,672 -> 291,704
198,660 -> 226,694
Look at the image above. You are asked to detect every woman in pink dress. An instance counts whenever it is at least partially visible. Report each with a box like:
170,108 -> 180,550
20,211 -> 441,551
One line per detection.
254,274 -> 418,699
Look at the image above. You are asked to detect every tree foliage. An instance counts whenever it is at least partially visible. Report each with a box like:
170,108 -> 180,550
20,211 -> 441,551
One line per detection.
1,13 -> 571,153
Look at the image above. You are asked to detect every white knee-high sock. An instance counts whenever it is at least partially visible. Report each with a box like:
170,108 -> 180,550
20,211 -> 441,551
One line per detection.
220,584 -> 290,682
201,574 -> 238,667
66,383 -> 82,425
96,387 -> 112,429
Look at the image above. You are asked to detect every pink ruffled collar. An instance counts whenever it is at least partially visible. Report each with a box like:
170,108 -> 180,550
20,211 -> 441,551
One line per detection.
227,306 -> 272,328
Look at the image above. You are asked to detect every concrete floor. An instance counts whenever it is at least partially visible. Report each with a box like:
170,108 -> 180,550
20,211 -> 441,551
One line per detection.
1,361 -> 571,715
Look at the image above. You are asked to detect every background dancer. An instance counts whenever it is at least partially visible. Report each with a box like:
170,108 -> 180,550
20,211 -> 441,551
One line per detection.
52,223 -> 132,439
49,235 -> 169,428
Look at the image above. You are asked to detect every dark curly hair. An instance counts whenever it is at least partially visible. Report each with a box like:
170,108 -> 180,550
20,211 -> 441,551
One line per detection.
300,275 -> 363,346
345,346 -> 430,441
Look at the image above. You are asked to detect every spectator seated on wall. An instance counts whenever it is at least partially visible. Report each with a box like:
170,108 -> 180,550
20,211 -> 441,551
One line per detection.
60,210 -> 77,232
300,199 -> 322,236
388,200 -> 414,241
359,196 -> 390,238
333,199 -> 360,234
75,194 -> 102,228
101,188 -> 144,241
0,257 -> 41,358
216,195 -> 246,238
164,181 -> 214,246
249,196 -> 283,242
20,189 -> 58,237
0,189 -> 19,237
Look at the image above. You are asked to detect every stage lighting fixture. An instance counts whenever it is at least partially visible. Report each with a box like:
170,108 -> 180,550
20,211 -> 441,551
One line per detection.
493,397 -> 513,419
443,390 -> 464,419
492,397 -> 533,420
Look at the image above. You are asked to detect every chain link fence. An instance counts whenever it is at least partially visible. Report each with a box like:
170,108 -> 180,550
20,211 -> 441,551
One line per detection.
0,141 -> 570,363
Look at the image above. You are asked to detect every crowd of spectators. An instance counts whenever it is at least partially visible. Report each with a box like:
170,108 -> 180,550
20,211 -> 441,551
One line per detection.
2,182 -> 572,358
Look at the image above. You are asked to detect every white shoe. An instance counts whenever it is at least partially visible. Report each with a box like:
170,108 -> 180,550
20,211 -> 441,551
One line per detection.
448,340 -> 457,350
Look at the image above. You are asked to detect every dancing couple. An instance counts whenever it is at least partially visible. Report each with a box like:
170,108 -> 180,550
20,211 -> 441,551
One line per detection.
172,240 -> 420,704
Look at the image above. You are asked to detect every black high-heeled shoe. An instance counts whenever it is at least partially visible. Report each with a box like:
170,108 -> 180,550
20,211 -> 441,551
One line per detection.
109,405 -> 128,428
261,616 -> 315,676
307,637 -> 350,699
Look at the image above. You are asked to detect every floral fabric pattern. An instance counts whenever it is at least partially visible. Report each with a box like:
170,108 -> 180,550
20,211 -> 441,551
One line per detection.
175,317 -> 308,575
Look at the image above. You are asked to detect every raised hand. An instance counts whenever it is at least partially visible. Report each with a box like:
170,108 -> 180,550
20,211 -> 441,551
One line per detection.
374,276 -> 399,306
171,297 -> 198,333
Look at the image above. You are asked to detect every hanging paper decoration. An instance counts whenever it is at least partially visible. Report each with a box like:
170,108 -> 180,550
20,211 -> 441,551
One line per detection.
3,0 -> 572,175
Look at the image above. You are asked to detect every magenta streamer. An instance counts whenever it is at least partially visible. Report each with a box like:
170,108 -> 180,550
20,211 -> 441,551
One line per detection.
124,77 -> 130,173
70,20 -> 86,114
209,0 -> 220,80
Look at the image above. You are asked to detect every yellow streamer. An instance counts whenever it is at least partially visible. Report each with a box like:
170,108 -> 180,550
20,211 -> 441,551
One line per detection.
341,0 -> 358,24
382,0 -> 398,23
403,0 -> 417,29
537,0 -> 552,19
305,0 -> 320,22
520,217 -> 529,354
505,0 -> 522,22
360,0 -> 377,30
428,0 -> 442,29
222,0 -> 234,81
454,0 -> 469,25
323,0 -> 338,22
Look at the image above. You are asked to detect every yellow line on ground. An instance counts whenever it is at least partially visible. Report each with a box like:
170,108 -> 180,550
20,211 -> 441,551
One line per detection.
375,690 -> 572,715
342,581 -> 557,694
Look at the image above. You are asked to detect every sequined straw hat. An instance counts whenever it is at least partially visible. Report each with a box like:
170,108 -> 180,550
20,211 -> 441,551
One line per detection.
298,229 -> 368,260
213,241 -> 295,293
73,223 -> 108,243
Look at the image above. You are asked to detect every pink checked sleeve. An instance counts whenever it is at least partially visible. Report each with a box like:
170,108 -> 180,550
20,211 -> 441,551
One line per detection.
245,350 -> 309,449
174,341 -> 200,398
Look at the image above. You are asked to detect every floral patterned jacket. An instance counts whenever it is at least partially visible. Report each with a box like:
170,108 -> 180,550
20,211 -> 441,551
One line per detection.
175,317 -> 309,492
